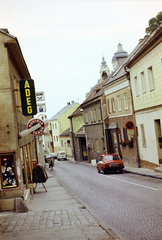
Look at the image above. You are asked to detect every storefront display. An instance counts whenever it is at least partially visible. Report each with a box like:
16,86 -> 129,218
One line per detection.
0,153 -> 18,189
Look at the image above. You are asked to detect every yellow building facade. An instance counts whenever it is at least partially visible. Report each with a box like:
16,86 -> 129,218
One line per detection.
125,23 -> 162,168
49,102 -> 80,154
0,29 -> 37,211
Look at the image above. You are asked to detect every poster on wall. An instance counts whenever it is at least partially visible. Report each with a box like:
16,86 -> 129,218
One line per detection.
0,153 -> 18,189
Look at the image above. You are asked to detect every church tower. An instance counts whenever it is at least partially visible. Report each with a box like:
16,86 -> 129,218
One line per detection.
112,43 -> 128,71
99,57 -> 110,81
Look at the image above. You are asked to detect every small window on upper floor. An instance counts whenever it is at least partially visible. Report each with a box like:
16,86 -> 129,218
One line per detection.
14,77 -> 22,112
108,99 -> 111,114
112,98 -> 115,113
140,71 -> 146,94
124,93 -> 129,110
134,75 -> 139,97
94,109 -> 97,122
91,110 -> 94,123
85,111 -> 88,124
55,123 -> 57,129
117,95 -> 121,111
147,65 -> 155,91
98,107 -> 101,121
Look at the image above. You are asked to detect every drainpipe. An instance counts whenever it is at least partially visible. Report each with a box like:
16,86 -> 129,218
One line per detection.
125,68 -> 140,168
69,117 -> 76,161
99,99 -> 107,154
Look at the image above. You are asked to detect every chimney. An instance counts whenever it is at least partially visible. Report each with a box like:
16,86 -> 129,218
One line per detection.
71,101 -> 74,104
67,102 -> 70,105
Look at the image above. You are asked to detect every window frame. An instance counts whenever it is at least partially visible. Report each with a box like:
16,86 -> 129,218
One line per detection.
140,70 -> 146,94
147,65 -> 155,92
134,75 -> 139,97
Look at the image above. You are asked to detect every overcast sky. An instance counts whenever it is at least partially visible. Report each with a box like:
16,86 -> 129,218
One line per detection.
1,0 -> 162,119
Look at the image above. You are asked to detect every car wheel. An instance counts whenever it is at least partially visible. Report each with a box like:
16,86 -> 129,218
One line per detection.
97,167 -> 100,173
119,169 -> 123,173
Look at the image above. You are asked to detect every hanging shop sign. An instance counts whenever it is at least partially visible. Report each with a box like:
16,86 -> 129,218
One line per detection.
27,118 -> 45,136
20,79 -> 37,116
0,152 -> 18,189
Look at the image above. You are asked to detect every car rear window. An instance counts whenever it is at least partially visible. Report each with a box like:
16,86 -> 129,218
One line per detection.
105,155 -> 120,161
59,151 -> 65,154
113,155 -> 120,160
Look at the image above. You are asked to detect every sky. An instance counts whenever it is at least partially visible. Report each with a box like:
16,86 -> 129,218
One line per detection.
1,0 -> 162,119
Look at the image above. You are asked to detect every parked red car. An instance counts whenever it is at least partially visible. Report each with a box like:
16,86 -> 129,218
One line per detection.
97,154 -> 124,174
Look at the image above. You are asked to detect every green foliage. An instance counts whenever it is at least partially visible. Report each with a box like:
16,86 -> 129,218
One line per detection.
145,11 -> 162,35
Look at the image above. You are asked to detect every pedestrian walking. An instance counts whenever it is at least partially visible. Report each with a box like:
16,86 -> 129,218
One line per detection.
49,157 -> 54,170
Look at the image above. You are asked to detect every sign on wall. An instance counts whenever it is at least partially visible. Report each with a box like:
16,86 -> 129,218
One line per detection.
36,91 -> 45,102
27,118 -> 45,136
37,103 -> 46,113
20,79 -> 37,116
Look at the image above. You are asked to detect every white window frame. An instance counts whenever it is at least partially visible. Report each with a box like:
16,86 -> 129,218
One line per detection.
85,111 -> 88,124
98,107 -> 101,121
91,109 -> 94,123
140,71 -> 146,94
147,65 -> 155,91
134,75 -> 139,97
117,95 -> 121,111
94,109 -> 97,122
112,98 -> 115,113
124,93 -> 128,110
141,124 -> 146,147
108,99 -> 111,114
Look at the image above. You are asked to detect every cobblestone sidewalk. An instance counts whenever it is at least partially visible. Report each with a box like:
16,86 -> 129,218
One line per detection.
0,167 -> 125,240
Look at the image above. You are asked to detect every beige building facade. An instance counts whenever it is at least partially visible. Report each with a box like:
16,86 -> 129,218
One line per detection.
0,29 -> 37,211
125,23 -> 162,169
103,64 -> 139,167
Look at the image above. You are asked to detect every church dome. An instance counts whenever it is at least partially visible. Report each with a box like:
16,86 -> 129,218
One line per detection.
112,43 -> 128,62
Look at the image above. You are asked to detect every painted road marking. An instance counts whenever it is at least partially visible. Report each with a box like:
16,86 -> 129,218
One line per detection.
95,173 -> 158,190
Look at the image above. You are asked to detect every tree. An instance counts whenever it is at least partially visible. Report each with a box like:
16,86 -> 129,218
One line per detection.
145,11 -> 162,35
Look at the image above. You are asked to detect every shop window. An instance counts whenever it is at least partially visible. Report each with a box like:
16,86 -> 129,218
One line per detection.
0,152 -> 18,189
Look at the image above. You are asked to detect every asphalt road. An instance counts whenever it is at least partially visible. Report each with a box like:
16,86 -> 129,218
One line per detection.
50,160 -> 162,240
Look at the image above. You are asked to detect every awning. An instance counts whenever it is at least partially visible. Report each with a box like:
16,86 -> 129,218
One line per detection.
107,122 -> 118,129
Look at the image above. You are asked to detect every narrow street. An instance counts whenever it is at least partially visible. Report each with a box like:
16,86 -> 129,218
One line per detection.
51,160 -> 162,240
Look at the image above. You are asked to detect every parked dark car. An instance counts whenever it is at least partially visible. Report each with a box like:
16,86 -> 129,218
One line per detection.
97,154 -> 124,174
